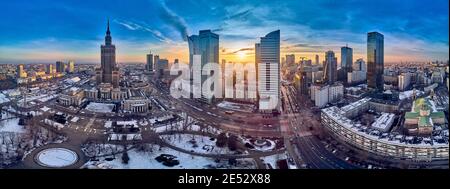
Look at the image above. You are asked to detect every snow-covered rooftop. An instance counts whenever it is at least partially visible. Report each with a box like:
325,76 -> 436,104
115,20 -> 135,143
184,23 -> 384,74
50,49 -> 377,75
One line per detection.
322,106 -> 447,148
371,113 -> 395,131
85,102 -> 115,113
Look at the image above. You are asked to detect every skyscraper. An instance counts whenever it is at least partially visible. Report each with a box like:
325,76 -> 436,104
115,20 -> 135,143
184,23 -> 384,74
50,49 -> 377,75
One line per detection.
341,46 -> 353,82
146,52 -> 153,72
96,19 -> 119,88
258,30 -> 280,111
315,54 -> 320,65
17,64 -> 27,78
255,43 -> 261,103
323,50 -> 337,85
56,61 -> 65,73
156,59 -> 169,78
154,55 -> 160,69
367,32 -> 384,91
46,64 -> 55,75
188,30 -> 219,103
67,60 -> 75,73
353,58 -> 366,72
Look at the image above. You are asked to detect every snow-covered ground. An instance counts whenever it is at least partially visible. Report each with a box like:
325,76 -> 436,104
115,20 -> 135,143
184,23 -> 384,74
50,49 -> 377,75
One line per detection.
153,121 -> 184,133
0,112 -> 25,133
40,106 -> 51,112
253,140 -> 276,152
36,148 -> 78,168
82,143 -> 126,157
260,153 -> 287,169
217,101 -> 255,112
399,90 -> 424,100
85,102 -> 115,113
152,120 -> 221,135
241,137 -> 277,152
161,134 -> 236,155
1,111 -> 68,166
0,93 -> 10,104
83,145 -> 256,169
104,121 -> 112,128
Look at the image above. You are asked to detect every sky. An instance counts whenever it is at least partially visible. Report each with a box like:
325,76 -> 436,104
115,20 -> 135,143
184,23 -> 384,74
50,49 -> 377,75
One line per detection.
0,0 -> 448,64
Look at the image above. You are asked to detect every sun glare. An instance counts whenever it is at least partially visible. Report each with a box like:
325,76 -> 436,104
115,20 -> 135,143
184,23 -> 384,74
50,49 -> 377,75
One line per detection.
237,51 -> 246,60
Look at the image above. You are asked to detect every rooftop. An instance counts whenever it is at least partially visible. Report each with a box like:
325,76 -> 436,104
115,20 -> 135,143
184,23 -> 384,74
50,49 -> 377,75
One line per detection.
371,113 -> 395,131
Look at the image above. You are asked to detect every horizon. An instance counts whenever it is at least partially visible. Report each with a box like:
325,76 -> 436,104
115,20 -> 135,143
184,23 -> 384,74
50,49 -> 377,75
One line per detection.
0,0 -> 449,64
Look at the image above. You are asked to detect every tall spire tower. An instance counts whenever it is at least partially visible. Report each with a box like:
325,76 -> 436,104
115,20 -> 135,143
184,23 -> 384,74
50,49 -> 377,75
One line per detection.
96,18 -> 119,88
105,19 -> 112,45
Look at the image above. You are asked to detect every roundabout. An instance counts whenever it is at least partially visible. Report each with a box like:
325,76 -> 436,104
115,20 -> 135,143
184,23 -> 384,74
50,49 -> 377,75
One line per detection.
35,148 -> 79,168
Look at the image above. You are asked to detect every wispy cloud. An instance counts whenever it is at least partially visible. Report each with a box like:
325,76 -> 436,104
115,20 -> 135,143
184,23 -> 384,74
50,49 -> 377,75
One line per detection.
224,47 -> 254,55
158,0 -> 189,41
114,19 -> 173,44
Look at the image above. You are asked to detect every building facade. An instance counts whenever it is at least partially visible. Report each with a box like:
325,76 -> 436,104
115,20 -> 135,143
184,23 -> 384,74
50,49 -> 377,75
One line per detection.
323,51 -> 337,85
258,30 -> 280,111
96,20 -> 119,88
321,101 -> 448,162
367,32 -> 384,91
56,61 -> 65,73
341,46 -> 353,82
146,52 -> 154,72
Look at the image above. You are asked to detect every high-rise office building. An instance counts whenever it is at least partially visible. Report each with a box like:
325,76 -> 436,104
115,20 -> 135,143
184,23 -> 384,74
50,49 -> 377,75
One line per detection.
46,64 -> 55,75
315,54 -> 320,65
56,61 -> 65,73
188,30 -> 219,103
146,52 -> 153,72
341,46 -> 353,82
353,58 -> 366,72
67,60 -> 75,73
17,64 -> 27,78
255,43 -> 261,103
323,51 -> 337,85
156,59 -> 169,78
96,19 -> 119,88
367,32 -> 384,91
258,30 -> 280,111
398,73 -> 412,91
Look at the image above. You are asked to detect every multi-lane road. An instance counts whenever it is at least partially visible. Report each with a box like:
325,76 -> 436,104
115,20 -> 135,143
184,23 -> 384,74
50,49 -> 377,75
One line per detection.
281,84 -> 358,169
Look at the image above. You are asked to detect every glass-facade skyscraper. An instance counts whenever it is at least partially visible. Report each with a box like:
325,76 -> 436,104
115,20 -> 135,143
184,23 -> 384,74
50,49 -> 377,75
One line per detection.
188,30 -> 219,103
146,52 -> 153,72
341,46 -> 353,82
367,32 -> 384,91
323,50 -> 337,85
258,30 -> 280,111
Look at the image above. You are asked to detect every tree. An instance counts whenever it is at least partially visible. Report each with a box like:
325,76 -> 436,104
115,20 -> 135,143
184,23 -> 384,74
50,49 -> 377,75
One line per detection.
122,151 -> 130,164
216,133 -> 228,147
227,135 -> 238,151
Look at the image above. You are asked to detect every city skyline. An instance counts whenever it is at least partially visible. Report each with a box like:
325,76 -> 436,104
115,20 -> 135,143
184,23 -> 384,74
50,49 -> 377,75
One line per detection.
0,0 -> 449,64
0,1 -> 448,171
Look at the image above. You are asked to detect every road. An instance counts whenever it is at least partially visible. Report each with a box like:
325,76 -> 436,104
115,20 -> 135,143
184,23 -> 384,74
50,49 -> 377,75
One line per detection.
281,84 -> 358,169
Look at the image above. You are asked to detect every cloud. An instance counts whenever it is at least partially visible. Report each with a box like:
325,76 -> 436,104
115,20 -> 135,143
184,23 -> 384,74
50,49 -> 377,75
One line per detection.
224,47 -> 254,55
114,19 -> 173,43
226,9 -> 252,20
158,0 -> 189,41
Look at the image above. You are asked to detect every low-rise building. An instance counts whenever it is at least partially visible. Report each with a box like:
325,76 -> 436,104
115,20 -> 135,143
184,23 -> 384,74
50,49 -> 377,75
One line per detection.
405,97 -> 446,136
58,87 -> 85,106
